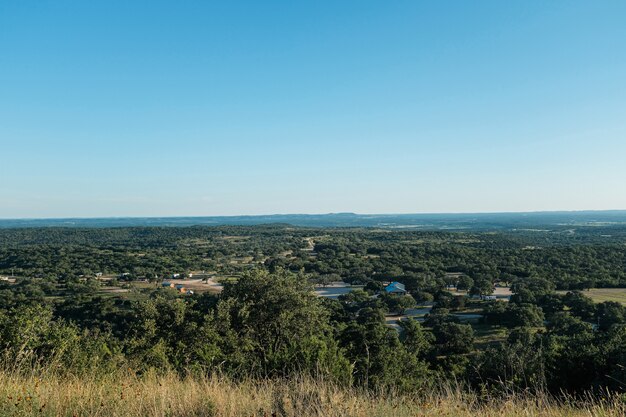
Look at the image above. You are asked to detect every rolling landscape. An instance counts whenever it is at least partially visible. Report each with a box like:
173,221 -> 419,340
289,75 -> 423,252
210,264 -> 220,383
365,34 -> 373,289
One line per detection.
2,1 -> 626,415
2,216 -> 626,415
3,210 -> 626,229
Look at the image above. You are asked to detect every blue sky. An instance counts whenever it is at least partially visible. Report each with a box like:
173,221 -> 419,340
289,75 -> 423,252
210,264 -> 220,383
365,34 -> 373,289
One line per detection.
1,1 -> 625,218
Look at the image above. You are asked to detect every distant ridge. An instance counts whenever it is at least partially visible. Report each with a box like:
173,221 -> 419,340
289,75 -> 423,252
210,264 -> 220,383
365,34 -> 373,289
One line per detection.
2,210 -> 626,230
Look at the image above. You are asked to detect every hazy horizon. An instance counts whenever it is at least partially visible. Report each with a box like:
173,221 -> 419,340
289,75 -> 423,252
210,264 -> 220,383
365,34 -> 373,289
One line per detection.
3,208 -> 626,221
2,1 -> 626,218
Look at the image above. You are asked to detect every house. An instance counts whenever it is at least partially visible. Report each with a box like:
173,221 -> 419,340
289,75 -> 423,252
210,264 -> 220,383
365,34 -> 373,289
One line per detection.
385,281 -> 407,295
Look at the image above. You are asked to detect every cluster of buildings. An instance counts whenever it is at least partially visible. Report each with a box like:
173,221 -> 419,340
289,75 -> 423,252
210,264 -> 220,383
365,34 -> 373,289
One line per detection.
161,281 -> 194,295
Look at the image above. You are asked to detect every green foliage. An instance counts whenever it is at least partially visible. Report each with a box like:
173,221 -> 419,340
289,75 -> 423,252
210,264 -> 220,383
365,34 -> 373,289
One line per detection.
470,278 -> 495,297
214,268 -> 351,381
3,225 -> 626,396
471,327 -> 545,391
563,291 -> 597,320
0,304 -> 120,374
339,307 -> 430,390
379,293 -> 416,315
483,302 -> 545,328
456,275 -> 474,291
596,301 -> 625,331
432,322 -> 474,355
542,313 -> 599,392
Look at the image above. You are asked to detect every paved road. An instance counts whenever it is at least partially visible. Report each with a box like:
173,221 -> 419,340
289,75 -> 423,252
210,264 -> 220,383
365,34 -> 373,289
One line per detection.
314,282 -> 363,299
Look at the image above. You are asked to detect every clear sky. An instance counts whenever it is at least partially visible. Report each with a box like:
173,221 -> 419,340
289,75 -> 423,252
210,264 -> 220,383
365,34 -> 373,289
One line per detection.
1,1 -> 625,218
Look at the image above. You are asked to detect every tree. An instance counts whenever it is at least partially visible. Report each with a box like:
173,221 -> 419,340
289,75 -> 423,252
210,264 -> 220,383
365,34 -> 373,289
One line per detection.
456,276 -> 474,291
595,325 -> 626,390
596,301 -> 625,331
0,304 -> 117,374
432,322 -> 474,355
483,302 -> 544,328
412,290 -> 434,304
471,327 -> 545,392
398,318 -> 433,358
214,268 -> 350,380
424,307 -> 459,328
542,312 -> 599,393
312,273 -> 340,287
563,291 -> 596,320
469,278 -> 494,297
537,293 -> 564,317
125,295 -> 220,372
450,295 -> 467,311
364,280 -> 384,293
380,293 -> 416,315
434,290 -> 453,308
339,307 -> 430,390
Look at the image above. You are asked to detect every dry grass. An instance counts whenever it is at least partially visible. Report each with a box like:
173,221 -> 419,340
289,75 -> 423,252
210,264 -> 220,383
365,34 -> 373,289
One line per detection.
0,370 -> 624,417
563,288 -> 626,305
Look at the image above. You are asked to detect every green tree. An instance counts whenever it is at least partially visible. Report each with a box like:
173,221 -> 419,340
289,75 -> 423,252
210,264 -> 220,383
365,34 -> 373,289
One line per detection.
563,291 -> 596,320
469,278 -> 494,297
339,307 -> 430,390
596,301 -> 625,331
398,318 -> 433,358
432,322 -> 474,355
456,276 -> 474,291
214,268 -> 350,380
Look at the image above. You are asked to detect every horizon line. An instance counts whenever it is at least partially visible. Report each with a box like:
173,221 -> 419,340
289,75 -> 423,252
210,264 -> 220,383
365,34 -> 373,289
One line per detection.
2,208 -> 626,221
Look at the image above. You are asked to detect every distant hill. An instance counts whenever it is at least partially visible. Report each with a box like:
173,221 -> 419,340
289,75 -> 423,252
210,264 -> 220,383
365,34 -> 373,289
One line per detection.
2,210 -> 626,230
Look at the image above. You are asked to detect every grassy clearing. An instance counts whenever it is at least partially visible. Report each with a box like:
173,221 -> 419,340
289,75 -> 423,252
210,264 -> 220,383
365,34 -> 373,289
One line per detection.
0,371 -> 624,417
558,288 -> 626,305
472,323 -> 508,348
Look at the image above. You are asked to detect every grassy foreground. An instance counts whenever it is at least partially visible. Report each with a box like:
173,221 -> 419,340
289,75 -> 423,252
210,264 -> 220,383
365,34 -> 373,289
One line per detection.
1,370 -> 624,417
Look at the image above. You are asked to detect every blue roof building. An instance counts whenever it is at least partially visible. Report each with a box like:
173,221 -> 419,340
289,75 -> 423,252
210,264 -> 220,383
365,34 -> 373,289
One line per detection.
385,281 -> 407,295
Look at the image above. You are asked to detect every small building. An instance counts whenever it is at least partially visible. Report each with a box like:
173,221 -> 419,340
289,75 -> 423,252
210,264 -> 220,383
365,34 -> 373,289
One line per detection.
385,281 -> 407,295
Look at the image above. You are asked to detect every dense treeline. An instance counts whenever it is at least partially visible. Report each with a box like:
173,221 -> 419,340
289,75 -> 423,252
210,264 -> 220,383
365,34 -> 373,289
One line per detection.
2,225 -> 626,288
2,268 -> 626,395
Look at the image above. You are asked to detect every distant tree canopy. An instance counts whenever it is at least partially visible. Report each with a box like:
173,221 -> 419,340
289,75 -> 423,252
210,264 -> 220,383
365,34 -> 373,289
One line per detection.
2,225 -> 626,396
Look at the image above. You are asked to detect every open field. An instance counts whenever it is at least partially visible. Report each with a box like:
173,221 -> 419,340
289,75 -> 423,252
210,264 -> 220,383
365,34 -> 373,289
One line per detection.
129,278 -> 224,294
449,286 -> 512,300
473,323 -> 509,348
558,288 -> 626,305
1,371 -> 624,417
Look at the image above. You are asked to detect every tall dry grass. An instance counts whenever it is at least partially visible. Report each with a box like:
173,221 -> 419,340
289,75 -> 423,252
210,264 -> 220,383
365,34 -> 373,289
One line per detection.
0,369 -> 624,417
